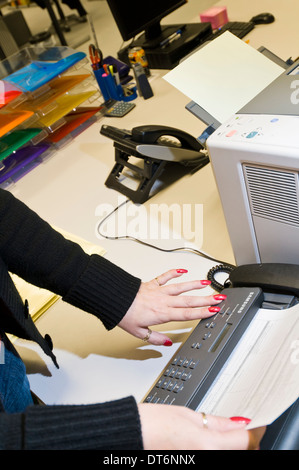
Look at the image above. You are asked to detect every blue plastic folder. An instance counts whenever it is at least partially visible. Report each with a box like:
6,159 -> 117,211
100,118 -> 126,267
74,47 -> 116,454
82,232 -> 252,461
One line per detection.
3,52 -> 86,92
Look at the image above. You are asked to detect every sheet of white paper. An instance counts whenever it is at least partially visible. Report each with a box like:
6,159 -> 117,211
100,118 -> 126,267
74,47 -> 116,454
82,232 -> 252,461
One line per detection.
164,32 -> 284,123
197,303 -> 299,429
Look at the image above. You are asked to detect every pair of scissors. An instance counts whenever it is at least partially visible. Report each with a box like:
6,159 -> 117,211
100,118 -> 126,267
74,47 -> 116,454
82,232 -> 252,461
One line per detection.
89,44 -> 103,70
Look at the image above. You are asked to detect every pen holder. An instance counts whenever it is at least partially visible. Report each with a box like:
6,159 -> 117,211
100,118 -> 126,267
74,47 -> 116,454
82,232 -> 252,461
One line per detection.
120,86 -> 137,102
93,67 -> 137,102
93,67 -> 111,101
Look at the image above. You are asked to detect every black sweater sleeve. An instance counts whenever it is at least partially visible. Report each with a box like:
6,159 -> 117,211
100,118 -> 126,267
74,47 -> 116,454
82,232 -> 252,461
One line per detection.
0,397 -> 143,450
0,189 -> 145,449
0,188 -> 141,329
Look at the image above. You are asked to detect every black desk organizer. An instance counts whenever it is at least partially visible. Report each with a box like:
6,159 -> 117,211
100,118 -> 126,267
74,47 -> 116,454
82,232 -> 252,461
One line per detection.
100,124 -> 209,204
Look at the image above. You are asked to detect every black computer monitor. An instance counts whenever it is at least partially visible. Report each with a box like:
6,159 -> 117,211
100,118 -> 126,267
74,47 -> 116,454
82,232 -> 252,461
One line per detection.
107,0 -> 187,44
106,0 -> 212,69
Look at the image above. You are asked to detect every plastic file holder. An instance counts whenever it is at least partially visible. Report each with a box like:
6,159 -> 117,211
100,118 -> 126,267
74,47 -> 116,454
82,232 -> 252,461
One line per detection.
36,90 -> 98,129
0,82 -> 23,109
0,142 -> 51,187
0,46 -> 103,184
47,106 -> 103,145
0,48 -> 87,93
0,128 -> 43,161
10,74 -> 91,115
0,110 -> 35,138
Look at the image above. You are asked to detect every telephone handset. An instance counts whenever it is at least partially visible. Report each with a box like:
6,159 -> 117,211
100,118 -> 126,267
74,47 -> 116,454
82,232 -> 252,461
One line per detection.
131,125 -> 205,163
208,263 -> 299,309
100,124 -> 209,203
131,124 -> 203,150
228,263 -> 299,296
100,124 -> 207,162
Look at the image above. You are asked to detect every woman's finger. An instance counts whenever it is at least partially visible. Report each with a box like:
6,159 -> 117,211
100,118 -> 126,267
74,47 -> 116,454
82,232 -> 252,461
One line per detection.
154,268 -> 188,286
153,269 -> 213,294
140,328 -> 173,346
159,279 -> 213,295
120,269 -> 224,344
164,293 -> 226,309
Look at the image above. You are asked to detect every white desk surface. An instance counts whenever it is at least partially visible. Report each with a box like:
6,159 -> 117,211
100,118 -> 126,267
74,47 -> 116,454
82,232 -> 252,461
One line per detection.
11,0 -> 299,405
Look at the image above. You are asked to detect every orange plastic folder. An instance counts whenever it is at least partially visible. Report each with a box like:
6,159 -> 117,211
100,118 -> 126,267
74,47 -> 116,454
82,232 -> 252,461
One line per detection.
36,90 -> 97,128
0,128 -> 41,161
0,110 -> 34,138
47,106 -> 103,143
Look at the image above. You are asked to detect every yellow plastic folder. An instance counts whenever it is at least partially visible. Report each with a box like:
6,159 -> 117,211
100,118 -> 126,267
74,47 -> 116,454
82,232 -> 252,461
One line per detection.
0,110 -> 34,138
47,106 -> 103,143
36,90 -> 97,128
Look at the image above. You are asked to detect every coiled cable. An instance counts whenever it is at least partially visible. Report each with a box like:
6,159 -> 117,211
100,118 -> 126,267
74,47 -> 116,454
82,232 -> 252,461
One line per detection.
207,264 -> 235,292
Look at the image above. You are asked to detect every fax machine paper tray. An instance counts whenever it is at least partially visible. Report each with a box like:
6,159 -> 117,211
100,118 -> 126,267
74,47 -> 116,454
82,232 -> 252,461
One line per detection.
184,48 -> 291,133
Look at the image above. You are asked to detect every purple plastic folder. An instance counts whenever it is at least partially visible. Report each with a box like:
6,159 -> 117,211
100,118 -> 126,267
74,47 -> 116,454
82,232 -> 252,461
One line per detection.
0,143 -> 50,184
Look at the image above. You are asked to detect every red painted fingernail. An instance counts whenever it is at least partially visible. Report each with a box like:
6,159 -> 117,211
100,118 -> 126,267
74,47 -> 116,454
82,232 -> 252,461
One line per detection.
164,340 -> 173,346
176,269 -> 188,273
230,416 -> 251,424
213,294 -> 227,300
201,280 -> 211,285
208,306 -> 221,312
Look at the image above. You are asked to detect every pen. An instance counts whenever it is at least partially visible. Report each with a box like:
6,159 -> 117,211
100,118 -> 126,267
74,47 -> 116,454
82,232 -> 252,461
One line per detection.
107,64 -> 121,86
112,65 -> 120,85
102,72 -> 122,100
160,29 -> 182,48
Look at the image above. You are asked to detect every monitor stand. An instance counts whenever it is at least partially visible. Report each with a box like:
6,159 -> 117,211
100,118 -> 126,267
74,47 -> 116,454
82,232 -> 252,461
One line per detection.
118,22 -> 212,70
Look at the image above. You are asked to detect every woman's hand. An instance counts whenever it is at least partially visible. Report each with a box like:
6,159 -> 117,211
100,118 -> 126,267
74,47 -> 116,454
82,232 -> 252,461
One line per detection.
119,268 -> 225,345
138,403 -> 266,450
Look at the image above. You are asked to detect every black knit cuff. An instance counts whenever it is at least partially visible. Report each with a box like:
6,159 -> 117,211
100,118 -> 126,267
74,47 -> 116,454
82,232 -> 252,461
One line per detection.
63,254 -> 141,330
0,413 -> 23,449
23,396 -> 143,450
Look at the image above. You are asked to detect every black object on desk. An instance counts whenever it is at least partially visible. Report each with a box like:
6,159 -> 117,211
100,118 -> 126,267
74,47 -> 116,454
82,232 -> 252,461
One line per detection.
144,261 -> 299,450
100,124 -> 209,203
42,0 -> 67,45
132,63 -> 154,99
104,100 -> 136,117
118,23 -> 213,70
143,287 -> 264,408
250,12 -> 275,24
260,399 -> 299,450
205,21 -> 255,41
